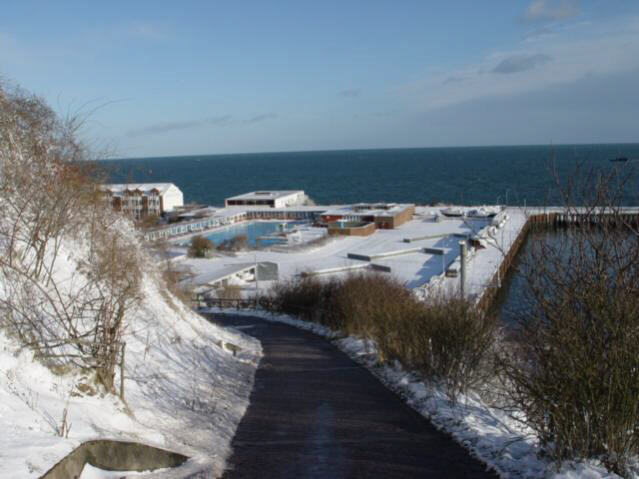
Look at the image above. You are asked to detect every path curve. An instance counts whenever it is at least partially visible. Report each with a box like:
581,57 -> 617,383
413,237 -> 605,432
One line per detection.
209,313 -> 497,479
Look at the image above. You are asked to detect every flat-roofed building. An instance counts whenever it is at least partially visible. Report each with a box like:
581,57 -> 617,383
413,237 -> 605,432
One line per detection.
321,203 -> 415,230
225,190 -> 306,208
100,183 -> 184,219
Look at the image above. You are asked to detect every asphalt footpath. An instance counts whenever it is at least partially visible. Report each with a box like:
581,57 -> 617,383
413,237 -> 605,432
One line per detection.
208,313 -> 498,479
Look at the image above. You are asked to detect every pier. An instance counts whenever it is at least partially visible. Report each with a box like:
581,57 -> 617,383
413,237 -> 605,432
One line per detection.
474,207 -> 639,314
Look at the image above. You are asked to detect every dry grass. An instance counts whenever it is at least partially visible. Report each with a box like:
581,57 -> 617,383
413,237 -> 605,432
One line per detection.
266,273 -> 498,401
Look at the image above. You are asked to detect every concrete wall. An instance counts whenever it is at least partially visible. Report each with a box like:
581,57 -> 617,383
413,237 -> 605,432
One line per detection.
257,261 -> 279,281
374,204 -> 415,229
40,440 -> 188,479
328,222 -> 376,236
394,204 -> 415,227
273,191 -> 305,208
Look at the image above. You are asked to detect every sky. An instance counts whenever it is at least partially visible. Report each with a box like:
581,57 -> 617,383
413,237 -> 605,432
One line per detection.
1,0 -> 638,158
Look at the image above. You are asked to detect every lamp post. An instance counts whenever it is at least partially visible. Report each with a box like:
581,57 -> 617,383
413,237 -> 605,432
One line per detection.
254,253 -> 258,298
459,240 -> 467,298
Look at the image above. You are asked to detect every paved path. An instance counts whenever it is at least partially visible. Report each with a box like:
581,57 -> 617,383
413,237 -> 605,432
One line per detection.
209,313 -> 497,479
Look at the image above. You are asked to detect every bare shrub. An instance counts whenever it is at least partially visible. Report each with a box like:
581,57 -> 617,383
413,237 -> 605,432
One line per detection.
267,275 -> 334,323
330,273 -> 418,339
0,82 -> 143,393
499,166 -> 639,476
400,294 -> 497,402
148,239 -> 194,307
138,214 -> 162,229
81,217 -> 143,391
266,273 -> 497,401
216,283 -> 243,300
188,235 -> 214,258
217,234 -> 248,252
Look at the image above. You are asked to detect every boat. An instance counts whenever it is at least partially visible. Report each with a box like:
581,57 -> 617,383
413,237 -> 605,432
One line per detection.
466,207 -> 498,219
610,157 -> 629,162
440,207 -> 464,217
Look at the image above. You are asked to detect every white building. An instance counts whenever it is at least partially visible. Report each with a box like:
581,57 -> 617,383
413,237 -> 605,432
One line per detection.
225,190 -> 306,208
101,183 -> 184,219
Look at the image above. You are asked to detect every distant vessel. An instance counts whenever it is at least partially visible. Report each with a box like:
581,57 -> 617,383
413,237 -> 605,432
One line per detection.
610,157 -> 629,162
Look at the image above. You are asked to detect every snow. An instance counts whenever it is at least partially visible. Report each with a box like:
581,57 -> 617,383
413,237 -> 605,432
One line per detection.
79,463 -> 166,478
2,198 -> 622,478
179,206 -> 514,293
461,207 -> 528,299
0,239 -> 261,478
209,309 -> 630,479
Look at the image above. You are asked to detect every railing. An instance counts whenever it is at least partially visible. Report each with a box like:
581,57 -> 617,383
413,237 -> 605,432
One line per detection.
199,297 -> 273,310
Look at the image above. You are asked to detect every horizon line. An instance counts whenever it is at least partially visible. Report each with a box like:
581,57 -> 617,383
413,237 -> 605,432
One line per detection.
102,141 -> 639,162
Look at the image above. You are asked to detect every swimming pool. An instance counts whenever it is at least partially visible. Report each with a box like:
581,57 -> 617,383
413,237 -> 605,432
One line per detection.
198,221 -> 293,248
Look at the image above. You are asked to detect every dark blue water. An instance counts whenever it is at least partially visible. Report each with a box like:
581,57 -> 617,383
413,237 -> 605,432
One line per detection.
100,144 -> 639,206
496,230 -> 546,324
496,227 -> 637,324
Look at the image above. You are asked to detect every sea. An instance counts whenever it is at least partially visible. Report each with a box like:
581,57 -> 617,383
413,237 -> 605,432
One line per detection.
100,144 -> 639,207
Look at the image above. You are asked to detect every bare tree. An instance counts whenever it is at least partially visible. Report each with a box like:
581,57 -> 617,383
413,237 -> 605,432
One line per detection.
0,82 -> 143,393
498,165 -> 639,476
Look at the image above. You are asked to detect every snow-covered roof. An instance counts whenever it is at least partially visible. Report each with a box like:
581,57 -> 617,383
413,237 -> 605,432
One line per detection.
226,190 -> 304,201
100,183 -> 180,195
187,263 -> 257,286
322,203 -> 414,218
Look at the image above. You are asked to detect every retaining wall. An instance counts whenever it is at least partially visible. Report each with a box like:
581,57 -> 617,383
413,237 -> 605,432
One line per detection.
40,440 -> 188,479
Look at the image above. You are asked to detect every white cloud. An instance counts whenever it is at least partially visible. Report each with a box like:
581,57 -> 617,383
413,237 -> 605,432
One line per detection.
492,53 -> 552,74
399,16 -> 639,111
127,115 -> 231,137
523,0 -> 580,23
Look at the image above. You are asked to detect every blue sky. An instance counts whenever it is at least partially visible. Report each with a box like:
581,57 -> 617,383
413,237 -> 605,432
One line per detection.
1,0 -> 638,157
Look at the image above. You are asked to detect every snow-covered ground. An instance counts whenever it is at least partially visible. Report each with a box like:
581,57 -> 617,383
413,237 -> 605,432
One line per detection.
206,309 -> 625,479
462,207 -> 528,298
178,206 -> 524,295
0,259 -> 261,478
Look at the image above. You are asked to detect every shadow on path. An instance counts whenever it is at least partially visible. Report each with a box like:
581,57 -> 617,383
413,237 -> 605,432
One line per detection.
208,313 -> 498,479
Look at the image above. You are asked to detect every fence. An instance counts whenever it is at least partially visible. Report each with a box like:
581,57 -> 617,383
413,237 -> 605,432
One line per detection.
200,297 -> 264,310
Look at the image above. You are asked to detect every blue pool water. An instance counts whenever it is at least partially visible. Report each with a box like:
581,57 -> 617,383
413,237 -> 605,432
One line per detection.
200,221 -> 290,248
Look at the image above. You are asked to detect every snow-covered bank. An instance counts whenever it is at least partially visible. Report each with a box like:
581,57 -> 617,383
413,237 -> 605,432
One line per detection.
0,85 -> 264,479
0,269 -> 261,479
203,308 -> 626,479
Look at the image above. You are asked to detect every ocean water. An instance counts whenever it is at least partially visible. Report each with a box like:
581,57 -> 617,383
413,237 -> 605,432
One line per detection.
101,144 -> 639,207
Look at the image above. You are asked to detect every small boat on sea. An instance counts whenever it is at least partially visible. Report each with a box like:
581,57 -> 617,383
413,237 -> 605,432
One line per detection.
440,207 -> 464,217
610,157 -> 629,163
